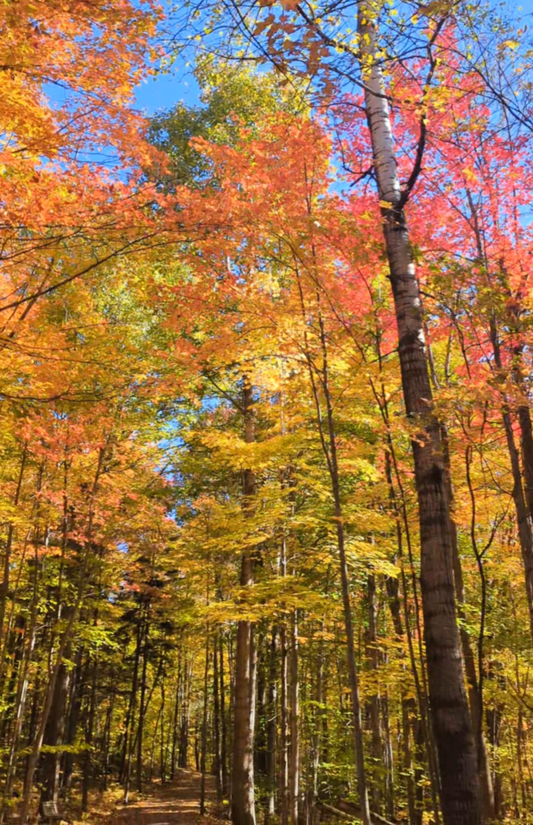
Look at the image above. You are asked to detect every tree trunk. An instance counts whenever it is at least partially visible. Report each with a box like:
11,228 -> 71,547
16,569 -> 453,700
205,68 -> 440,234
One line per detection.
288,611 -> 300,825
489,325 -> 533,640
82,656 -> 98,812
280,621 -> 290,825
295,266 -> 371,825
102,695 -> 114,791
265,628 -> 278,823
357,4 -> 482,822
219,635 -> 228,799
231,383 -> 257,825
213,633 -> 223,801
160,680 -> 167,782
440,427 -> 495,820
39,654 -> 71,810
20,621 -> 75,822
1,612 -> 38,822
366,574 -> 383,814
200,637 -> 210,815
308,632 -> 323,825
123,624 -> 142,803
170,660 -> 181,781
518,401 -> 533,519
62,649 -> 85,791
178,662 -> 192,769
136,621 -> 149,793
0,447 -> 27,672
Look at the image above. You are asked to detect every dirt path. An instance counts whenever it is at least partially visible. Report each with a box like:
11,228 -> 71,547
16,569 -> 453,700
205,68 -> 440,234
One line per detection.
108,770 -> 218,825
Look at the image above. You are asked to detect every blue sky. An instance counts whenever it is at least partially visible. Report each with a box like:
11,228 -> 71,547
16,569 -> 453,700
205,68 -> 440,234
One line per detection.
134,61 -> 200,115
133,0 -> 533,116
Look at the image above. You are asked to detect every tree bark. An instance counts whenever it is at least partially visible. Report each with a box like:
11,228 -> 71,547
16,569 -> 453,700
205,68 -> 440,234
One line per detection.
213,633 -> 223,801
489,323 -> 533,640
288,611 -> 300,825
39,653 -> 72,811
0,446 -> 27,673
219,635 -> 228,799
440,427 -> 495,820
136,620 -> 149,793
280,620 -> 290,825
200,636 -> 210,815
518,401 -> 533,519
366,574 -> 383,814
265,628 -> 278,823
357,4 -> 482,822
231,383 -> 257,825
295,260 -> 371,825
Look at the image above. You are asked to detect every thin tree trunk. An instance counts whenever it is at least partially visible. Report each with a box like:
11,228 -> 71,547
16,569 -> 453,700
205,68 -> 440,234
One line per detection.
219,635 -> 228,799
179,662 -> 192,770
294,263 -> 371,825
308,629 -> 324,825
149,697 -> 163,782
160,680 -> 167,782
517,401 -> 533,519
489,324 -> 533,640
288,611 -> 300,825
366,574 -> 382,814
0,446 -> 27,671
265,628 -> 278,823
61,648 -> 85,791
1,610 -> 38,821
170,659 -> 181,781
102,695 -> 114,791
200,636 -> 210,815
123,624 -> 142,803
231,383 -> 257,825
280,621 -> 290,825
82,656 -> 98,811
213,633 -> 223,801
136,620 -> 149,793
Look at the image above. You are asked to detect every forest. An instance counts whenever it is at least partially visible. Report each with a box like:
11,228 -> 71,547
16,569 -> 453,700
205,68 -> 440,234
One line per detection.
0,1 -> 532,823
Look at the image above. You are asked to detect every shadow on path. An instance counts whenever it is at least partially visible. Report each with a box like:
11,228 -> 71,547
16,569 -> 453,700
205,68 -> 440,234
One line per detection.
109,770 -> 217,825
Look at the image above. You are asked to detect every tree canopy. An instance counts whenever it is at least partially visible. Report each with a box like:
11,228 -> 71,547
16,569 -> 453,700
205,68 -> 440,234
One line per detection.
0,3 -> 532,824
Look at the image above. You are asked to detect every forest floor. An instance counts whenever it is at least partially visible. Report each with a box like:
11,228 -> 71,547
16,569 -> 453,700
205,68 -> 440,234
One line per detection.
85,770 -> 220,825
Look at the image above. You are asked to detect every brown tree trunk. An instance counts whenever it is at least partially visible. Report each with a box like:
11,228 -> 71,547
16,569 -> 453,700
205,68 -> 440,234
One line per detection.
366,574 -> 383,814
490,323 -> 533,640
219,635 -> 228,799
178,661 -> 192,769
294,263 -> 371,825
123,623 -> 141,803
280,620 -> 290,825
0,447 -> 27,672
308,631 -> 324,825
200,637 -> 210,815
213,634 -> 223,801
61,649 -> 85,791
518,402 -> 533,519
231,383 -> 257,825
288,611 -> 300,825
136,621 -> 149,793
82,656 -> 98,811
170,660 -> 181,782
265,628 -> 278,822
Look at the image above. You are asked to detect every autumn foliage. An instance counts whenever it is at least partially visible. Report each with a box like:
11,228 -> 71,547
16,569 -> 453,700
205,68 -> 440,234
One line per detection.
0,2 -> 532,824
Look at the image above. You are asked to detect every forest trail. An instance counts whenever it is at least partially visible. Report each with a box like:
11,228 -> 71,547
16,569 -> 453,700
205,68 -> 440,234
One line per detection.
108,771 -> 218,825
